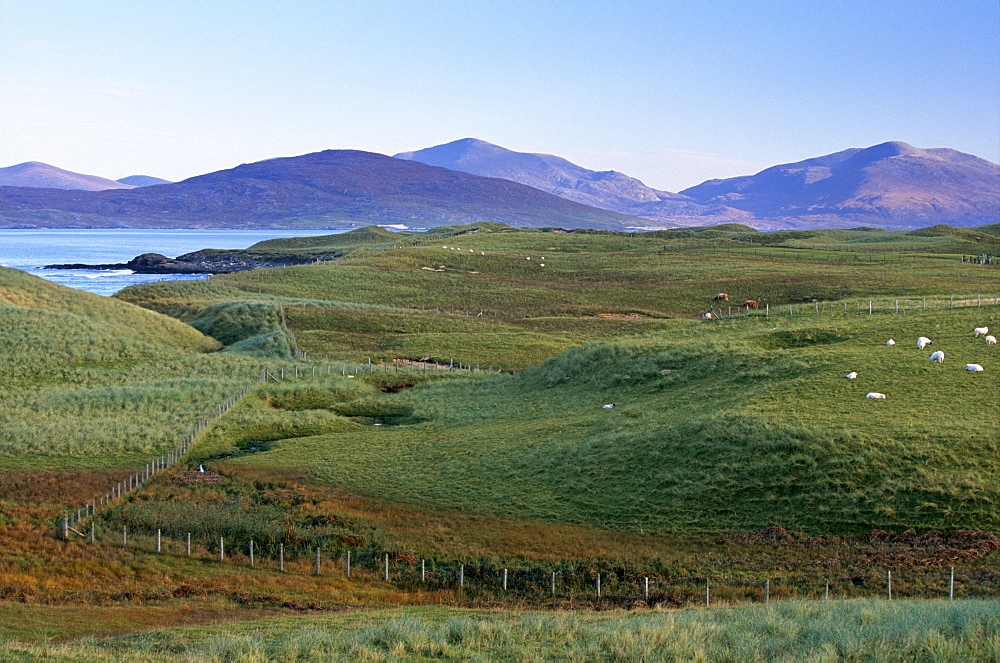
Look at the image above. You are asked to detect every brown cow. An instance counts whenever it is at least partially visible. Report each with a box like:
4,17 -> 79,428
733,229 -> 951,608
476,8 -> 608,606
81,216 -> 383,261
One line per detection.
713,293 -> 729,301
743,300 -> 759,309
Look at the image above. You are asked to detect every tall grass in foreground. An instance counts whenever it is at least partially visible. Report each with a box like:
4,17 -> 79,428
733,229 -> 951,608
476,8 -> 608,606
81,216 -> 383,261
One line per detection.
4,600 -> 997,661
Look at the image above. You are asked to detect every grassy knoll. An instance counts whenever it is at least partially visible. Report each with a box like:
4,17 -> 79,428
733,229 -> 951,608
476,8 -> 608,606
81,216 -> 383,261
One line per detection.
3,600 -> 998,661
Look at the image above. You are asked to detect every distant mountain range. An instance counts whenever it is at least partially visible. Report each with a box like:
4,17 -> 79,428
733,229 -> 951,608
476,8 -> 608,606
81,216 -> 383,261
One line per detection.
398,139 -> 999,230
679,141 -> 1000,228
0,150 -> 639,230
1,140 -> 996,230
0,162 -> 135,191
394,138 -> 733,225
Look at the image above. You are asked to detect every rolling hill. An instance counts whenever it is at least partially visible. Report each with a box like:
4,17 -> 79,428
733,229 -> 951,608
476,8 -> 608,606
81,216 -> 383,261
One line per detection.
0,150 -> 648,230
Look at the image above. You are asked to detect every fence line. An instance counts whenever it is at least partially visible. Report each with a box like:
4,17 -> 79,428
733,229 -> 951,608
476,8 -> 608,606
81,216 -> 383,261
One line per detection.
704,294 -> 999,321
61,524 -> 1000,605
58,370 -> 276,540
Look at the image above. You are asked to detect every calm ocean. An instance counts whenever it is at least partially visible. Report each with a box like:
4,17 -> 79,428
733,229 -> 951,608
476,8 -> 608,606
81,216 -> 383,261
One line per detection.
0,229 -> 345,296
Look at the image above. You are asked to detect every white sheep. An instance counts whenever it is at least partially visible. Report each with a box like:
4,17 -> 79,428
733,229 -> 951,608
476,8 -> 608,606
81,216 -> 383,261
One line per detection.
973,327 -> 989,337
846,372 -> 858,379
965,364 -> 984,372
540,263 -> 545,267
917,337 -> 932,350
602,404 -> 615,409
866,392 -> 886,399
886,339 -> 895,346
986,335 -> 997,345
929,350 -> 945,363
700,312 -> 715,320
526,256 -> 531,260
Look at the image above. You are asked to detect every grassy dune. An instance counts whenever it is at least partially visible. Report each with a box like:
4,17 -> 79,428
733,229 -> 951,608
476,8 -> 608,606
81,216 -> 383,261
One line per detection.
0,268 -> 268,469
3,600 -> 997,661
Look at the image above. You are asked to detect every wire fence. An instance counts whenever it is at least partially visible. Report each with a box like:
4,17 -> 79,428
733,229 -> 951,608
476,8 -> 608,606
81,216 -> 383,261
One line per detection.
58,370 -> 275,539
704,294 -> 1000,320
61,524 -> 1000,607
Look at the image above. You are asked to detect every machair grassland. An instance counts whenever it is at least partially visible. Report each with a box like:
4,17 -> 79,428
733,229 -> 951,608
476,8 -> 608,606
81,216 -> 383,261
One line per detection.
1,223 -> 997,656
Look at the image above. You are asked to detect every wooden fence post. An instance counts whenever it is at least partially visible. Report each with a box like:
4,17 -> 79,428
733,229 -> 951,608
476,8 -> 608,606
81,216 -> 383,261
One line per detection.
705,579 -> 710,607
279,544 -> 285,572
503,568 -> 508,591
643,576 -> 649,601
249,540 -> 254,567
156,529 -> 161,553
186,533 -> 191,557
459,564 -> 464,589
315,548 -> 320,576
219,537 -> 224,561
383,553 -> 389,582
122,526 -> 127,548
886,570 -> 892,600
764,579 -> 769,604
824,581 -> 829,600
420,558 -> 425,583
62,512 -> 68,541
949,567 -> 954,601
551,572 -> 556,596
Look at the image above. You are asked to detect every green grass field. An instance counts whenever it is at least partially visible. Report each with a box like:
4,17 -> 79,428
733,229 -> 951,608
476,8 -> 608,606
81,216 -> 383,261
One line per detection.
0,223 -> 997,652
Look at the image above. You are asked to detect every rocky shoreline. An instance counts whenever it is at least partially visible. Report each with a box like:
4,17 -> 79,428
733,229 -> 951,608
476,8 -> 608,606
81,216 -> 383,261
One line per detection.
45,250 -> 339,274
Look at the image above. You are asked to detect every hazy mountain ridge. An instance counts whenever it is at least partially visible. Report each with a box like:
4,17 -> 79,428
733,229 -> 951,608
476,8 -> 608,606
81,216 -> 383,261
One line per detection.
0,162 -> 135,191
394,138 -> 741,226
0,150 -> 645,230
680,142 -> 1000,227
2,141 -> 996,230
117,175 -> 172,187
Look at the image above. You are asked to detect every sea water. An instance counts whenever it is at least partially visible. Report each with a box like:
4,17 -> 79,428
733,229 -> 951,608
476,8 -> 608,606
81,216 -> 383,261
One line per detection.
0,228 -> 345,296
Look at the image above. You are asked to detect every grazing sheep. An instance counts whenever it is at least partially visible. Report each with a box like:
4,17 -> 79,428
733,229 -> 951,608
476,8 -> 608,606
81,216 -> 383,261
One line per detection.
743,300 -> 759,309
886,339 -> 896,346
866,392 -> 887,399
929,350 -> 945,363
540,263 -> 545,267
917,337 -> 932,350
713,293 -> 729,301
965,364 -> 984,372
986,335 -> 997,345
602,404 -> 615,409
700,312 -> 715,320
973,327 -> 989,337
846,372 -> 858,379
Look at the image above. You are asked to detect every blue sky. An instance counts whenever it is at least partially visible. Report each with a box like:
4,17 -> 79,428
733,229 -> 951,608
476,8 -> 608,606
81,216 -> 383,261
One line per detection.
2,0 -> 998,191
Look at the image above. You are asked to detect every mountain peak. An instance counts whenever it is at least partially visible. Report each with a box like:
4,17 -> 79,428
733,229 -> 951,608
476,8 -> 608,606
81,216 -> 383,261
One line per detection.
0,161 -> 135,191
